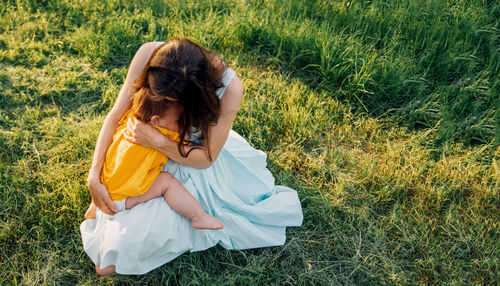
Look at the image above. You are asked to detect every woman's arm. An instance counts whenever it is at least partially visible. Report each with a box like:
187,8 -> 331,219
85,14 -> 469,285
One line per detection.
125,74 -> 244,169
87,42 -> 157,215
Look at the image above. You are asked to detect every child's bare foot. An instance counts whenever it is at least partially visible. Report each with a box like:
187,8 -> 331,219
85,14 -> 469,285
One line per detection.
191,213 -> 224,230
85,202 -> 97,220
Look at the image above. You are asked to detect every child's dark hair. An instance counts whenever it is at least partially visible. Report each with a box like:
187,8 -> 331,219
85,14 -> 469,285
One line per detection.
131,87 -> 176,123
132,38 -> 225,160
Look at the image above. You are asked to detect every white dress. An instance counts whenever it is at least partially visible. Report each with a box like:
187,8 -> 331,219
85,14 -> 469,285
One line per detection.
80,42 -> 303,274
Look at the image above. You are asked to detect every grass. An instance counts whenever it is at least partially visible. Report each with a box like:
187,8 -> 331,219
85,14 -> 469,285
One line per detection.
0,0 -> 498,284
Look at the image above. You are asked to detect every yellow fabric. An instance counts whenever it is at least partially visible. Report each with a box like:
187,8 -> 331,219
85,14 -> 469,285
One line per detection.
102,109 -> 180,201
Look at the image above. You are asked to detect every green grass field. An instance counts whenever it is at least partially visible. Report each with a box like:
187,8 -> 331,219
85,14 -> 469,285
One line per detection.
0,0 -> 498,284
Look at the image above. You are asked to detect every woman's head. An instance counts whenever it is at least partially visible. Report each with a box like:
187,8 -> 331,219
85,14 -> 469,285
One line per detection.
132,38 -> 225,159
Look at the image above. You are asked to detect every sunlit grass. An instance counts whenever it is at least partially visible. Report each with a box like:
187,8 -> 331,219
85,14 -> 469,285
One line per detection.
0,0 -> 498,284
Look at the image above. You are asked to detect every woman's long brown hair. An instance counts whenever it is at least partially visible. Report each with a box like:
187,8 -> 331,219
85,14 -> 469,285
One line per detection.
132,38 -> 225,160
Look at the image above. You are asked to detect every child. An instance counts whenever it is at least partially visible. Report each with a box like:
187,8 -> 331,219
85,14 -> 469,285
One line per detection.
85,87 -> 223,230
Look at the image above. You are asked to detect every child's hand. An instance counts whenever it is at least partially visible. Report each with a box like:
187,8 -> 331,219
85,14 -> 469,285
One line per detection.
87,176 -> 117,215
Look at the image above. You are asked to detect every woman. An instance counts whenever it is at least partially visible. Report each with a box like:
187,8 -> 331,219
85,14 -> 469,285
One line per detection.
80,38 -> 303,276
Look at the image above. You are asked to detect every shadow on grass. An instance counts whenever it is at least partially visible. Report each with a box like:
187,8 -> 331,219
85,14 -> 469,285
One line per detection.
228,2 -> 498,146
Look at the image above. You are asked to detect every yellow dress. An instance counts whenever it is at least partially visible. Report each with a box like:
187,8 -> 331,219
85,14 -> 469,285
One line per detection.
101,109 -> 180,201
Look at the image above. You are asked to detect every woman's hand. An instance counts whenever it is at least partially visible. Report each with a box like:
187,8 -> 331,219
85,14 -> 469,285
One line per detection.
124,117 -> 165,148
87,174 -> 118,215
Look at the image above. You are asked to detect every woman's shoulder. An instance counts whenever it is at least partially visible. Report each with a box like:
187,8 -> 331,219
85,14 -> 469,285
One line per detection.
123,42 -> 158,85
132,42 -> 161,64
218,71 -> 243,116
216,67 -> 237,98
137,42 -> 159,55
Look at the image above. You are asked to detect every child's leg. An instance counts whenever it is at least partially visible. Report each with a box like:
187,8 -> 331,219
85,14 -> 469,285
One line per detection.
126,171 -> 223,230
85,201 -> 97,220
124,173 -> 167,209
160,172 -> 224,230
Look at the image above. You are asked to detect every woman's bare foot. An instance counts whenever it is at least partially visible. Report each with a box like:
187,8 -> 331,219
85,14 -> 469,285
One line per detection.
95,265 -> 116,276
85,202 -> 97,220
191,213 -> 224,230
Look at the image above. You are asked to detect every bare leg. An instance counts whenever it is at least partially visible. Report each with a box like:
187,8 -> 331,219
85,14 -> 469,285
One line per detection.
95,265 -> 116,276
125,174 -> 166,209
125,172 -> 223,230
85,201 -> 97,220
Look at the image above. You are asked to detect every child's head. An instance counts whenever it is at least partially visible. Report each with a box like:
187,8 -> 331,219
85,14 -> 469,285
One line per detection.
131,87 -> 179,126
